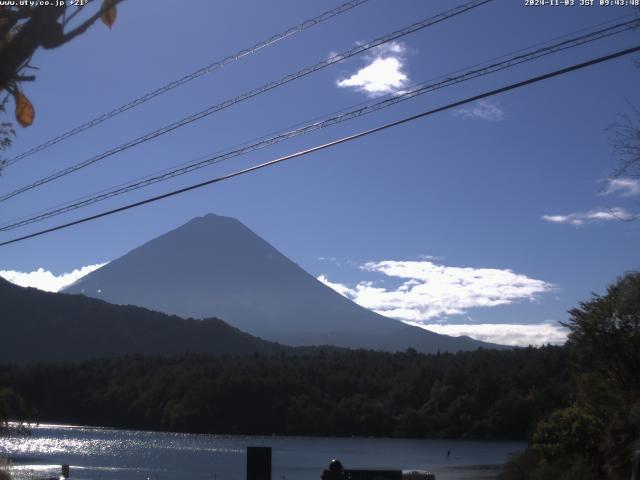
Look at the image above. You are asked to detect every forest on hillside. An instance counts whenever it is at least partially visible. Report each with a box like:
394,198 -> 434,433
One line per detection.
0,346 -> 570,440
0,277 -> 291,363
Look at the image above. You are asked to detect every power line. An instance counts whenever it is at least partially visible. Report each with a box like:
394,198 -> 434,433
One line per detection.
0,0 -> 494,204
1,44 -> 638,248
2,0 -> 372,168
1,18 -> 637,232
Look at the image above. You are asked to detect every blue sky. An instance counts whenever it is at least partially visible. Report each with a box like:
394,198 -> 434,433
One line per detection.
1,0 -> 639,346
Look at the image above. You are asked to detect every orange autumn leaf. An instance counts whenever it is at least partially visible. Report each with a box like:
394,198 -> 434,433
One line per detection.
14,91 -> 35,128
101,0 -> 117,29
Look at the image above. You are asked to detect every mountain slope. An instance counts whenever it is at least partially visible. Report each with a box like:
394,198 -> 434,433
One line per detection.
64,213 -> 502,353
0,277 -> 289,364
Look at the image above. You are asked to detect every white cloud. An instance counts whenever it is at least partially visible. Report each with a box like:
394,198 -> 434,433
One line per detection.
337,41 -> 409,97
602,178 -> 640,197
317,260 -> 553,321
318,257 -> 343,268
406,321 -> 568,347
318,274 -> 354,298
453,99 -> 504,121
418,254 -> 444,261
542,207 -> 635,226
0,263 -> 107,292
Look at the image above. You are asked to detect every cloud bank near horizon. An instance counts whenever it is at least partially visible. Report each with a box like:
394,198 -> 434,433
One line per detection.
409,321 -> 568,347
318,259 -> 558,346
319,260 -> 553,320
3,259 -> 563,346
0,263 -> 107,292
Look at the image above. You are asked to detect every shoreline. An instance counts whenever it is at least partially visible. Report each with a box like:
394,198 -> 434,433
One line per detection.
436,464 -> 503,480
4,461 -> 507,480
14,421 -> 528,444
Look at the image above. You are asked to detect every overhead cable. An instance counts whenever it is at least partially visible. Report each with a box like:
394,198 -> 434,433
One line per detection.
1,18 -> 637,231
2,0 -> 372,168
0,0 -> 494,203
1,44 -> 638,247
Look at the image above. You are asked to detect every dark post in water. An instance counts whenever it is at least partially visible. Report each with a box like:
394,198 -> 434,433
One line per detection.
632,450 -> 640,480
247,446 -> 271,480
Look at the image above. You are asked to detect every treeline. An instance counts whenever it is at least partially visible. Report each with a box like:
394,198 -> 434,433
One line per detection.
0,345 -> 570,440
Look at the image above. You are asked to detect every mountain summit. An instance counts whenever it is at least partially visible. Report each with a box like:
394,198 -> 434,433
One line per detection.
64,214 -> 499,352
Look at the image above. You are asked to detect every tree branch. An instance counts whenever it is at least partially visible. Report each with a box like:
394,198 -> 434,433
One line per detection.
14,75 -> 35,82
0,1 -> 125,92
57,0 -> 125,46
61,6 -> 84,28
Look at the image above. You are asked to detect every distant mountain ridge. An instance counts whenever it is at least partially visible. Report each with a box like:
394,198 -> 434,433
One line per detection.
64,213 -> 502,353
0,277 -> 290,364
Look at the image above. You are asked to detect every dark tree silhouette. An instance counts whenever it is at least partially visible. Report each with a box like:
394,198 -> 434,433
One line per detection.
564,271 -> 640,391
501,271 -> 640,480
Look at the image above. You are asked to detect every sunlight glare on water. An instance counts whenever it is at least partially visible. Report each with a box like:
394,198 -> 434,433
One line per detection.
1,424 -> 525,480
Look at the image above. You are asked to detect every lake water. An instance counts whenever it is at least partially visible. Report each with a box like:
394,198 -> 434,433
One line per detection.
1,424 -> 525,480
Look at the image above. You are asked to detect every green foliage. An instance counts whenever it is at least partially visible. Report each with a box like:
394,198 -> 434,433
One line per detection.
500,449 -> 599,480
0,346 -> 570,440
0,386 -> 33,444
565,271 -> 640,391
501,271 -> 640,480
531,405 -> 603,461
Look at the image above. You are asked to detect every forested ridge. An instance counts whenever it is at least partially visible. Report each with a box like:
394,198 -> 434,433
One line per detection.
0,345 -> 570,440
0,277 -> 293,363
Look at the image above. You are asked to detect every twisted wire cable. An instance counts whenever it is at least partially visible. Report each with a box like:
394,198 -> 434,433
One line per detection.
2,0 -> 371,168
2,17 -> 637,232
0,0 -> 494,203
1,44 -> 639,247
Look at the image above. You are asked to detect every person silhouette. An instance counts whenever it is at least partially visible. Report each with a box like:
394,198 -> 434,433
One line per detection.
321,459 -> 345,480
